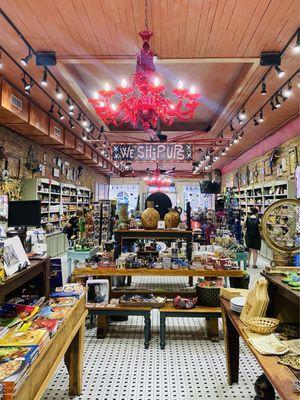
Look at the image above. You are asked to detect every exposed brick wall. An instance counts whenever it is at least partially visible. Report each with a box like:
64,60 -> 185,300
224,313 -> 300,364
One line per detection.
0,125 -> 108,191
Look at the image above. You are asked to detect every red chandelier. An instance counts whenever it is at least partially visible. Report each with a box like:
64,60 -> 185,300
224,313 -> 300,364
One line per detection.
143,172 -> 172,190
89,30 -> 200,130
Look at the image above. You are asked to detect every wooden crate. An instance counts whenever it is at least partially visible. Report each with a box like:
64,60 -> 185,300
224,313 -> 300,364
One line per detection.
72,139 -> 90,160
59,130 -> 77,154
84,150 -> 99,165
28,117 -> 64,146
0,78 -> 29,124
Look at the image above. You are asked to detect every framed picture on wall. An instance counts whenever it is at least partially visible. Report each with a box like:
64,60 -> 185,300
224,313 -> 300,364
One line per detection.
7,157 -> 20,179
281,157 -> 287,172
264,160 -> 272,176
288,147 -> 298,177
52,167 -> 60,178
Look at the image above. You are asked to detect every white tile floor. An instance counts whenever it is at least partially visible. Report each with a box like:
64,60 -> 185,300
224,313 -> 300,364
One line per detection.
42,256 -> 277,400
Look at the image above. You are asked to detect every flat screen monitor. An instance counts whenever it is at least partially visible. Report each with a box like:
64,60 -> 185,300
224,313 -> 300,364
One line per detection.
8,200 -> 41,228
200,181 -> 221,194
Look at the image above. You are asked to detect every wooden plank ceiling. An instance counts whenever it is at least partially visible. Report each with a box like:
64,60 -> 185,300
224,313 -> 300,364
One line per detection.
0,0 -> 299,176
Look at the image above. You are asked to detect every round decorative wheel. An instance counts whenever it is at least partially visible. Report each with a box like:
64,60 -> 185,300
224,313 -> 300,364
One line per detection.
261,199 -> 300,265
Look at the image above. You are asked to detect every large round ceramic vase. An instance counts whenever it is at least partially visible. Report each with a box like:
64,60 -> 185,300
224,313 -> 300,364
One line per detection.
141,201 -> 160,229
164,208 -> 180,228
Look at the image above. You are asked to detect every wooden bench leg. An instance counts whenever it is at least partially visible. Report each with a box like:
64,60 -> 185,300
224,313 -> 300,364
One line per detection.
206,317 -> 219,342
144,314 -> 151,349
160,314 -> 166,350
64,320 -> 85,396
96,315 -> 109,338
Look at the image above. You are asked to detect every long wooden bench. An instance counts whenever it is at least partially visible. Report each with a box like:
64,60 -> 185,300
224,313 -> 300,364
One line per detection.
87,304 -> 152,349
159,302 -> 222,349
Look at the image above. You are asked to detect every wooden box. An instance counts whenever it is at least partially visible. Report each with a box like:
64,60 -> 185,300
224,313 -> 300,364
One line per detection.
5,102 -> 49,138
0,79 -> 29,124
32,118 -> 65,145
84,149 -> 98,165
59,130 -> 77,154
72,138 -> 89,160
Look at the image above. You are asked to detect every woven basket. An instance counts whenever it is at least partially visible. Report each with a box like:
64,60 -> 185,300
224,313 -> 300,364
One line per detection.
246,317 -> 280,335
196,286 -> 220,307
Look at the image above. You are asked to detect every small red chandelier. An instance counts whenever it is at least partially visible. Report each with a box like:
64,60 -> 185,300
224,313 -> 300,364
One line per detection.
89,29 -> 200,130
143,173 -> 172,189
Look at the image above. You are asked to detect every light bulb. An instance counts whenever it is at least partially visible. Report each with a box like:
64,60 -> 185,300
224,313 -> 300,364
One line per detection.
189,86 -> 196,94
283,82 -> 292,97
178,80 -> 184,90
170,104 -> 175,110
153,77 -> 160,87
99,101 -> 105,108
121,79 -> 127,88
104,82 -> 110,91
94,91 -> 99,100
111,103 -> 117,111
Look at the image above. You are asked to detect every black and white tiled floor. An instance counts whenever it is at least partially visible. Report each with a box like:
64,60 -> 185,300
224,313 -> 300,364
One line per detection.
43,258 -> 277,400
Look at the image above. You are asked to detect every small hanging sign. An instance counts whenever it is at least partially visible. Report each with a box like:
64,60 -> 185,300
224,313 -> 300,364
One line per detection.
112,143 -> 193,162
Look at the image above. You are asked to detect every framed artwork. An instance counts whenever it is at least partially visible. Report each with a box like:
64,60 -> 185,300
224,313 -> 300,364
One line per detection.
281,157 -> 287,172
277,163 -> 282,177
52,167 -> 60,178
264,160 -> 272,176
86,279 -> 109,307
67,169 -> 73,181
7,157 -> 20,179
3,237 -> 30,277
288,147 -> 298,177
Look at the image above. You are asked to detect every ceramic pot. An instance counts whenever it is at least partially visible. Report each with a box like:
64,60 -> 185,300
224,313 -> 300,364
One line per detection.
164,207 -> 180,228
141,201 -> 160,229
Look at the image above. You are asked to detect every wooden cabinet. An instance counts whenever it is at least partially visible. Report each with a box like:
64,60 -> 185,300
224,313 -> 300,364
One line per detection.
84,150 -> 99,165
33,118 -> 64,145
0,78 -> 29,124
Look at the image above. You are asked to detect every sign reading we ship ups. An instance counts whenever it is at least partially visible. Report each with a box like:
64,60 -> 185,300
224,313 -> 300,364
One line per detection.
112,143 -> 193,162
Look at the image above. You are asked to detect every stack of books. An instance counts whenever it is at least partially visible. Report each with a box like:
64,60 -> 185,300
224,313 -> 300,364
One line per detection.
38,306 -> 71,320
0,329 -> 49,351
0,359 -> 29,399
30,317 -> 60,338
50,283 -> 84,299
0,304 -> 40,328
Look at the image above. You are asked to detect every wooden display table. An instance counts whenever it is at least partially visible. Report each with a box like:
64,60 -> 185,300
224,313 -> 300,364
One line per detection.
15,295 -> 87,400
73,267 -> 244,298
160,302 -> 222,349
114,228 -> 194,285
0,258 -> 50,303
67,246 -> 99,276
220,297 -> 299,400
87,303 -> 152,348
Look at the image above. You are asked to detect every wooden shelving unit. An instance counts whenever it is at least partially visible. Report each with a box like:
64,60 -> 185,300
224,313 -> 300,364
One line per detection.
233,180 -> 295,260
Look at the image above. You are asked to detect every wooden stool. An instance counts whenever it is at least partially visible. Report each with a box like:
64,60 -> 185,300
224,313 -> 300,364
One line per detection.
87,305 -> 152,349
159,302 -> 221,349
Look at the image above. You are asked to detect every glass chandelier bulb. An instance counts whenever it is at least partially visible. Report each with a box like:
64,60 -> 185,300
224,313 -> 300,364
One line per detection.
178,80 -> 184,90
111,103 -> 117,111
189,86 -> 196,94
170,104 -> 175,110
94,91 -> 99,100
153,77 -> 160,87
99,101 -> 105,107
121,79 -> 127,88
104,82 -> 110,91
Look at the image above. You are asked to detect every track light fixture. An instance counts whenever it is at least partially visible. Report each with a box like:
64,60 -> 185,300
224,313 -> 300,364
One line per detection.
41,67 -> 48,86
82,116 -> 88,127
230,121 -> 235,131
69,118 -> 75,129
278,89 -> 288,102
239,107 -> 247,120
55,84 -> 63,99
66,96 -> 74,111
58,107 -> 64,120
21,74 -> 33,94
283,81 -> 292,97
275,65 -> 285,78
253,116 -> 259,126
237,115 -> 243,125
238,130 -> 244,139
49,100 -> 54,113
261,77 -> 267,95
0,50 -> 3,69
221,148 -> 226,155
275,95 -> 281,108
233,136 -> 238,144
293,30 -> 300,54
76,111 -> 82,122
20,48 -> 33,66
270,98 -> 276,111
258,109 -> 264,122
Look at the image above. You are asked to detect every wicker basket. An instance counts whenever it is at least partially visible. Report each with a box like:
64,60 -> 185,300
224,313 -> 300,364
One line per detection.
196,286 -> 220,307
246,317 -> 280,335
